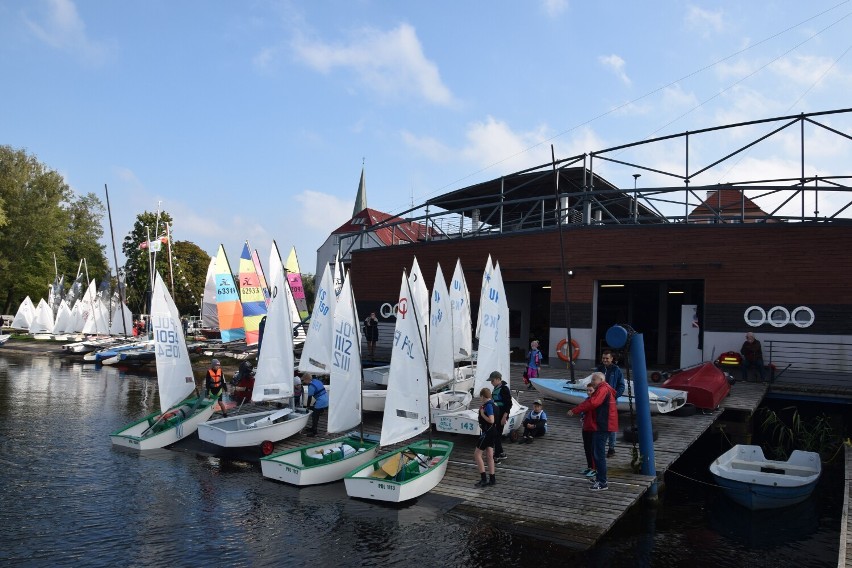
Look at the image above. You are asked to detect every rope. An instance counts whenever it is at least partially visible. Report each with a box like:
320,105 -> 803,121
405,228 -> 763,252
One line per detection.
666,467 -> 753,495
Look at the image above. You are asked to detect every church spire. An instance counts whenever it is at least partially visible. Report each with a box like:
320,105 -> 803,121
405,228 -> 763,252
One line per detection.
352,159 -> 367,217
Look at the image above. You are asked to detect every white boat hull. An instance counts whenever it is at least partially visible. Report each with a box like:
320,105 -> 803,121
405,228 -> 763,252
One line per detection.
197,408 -> 312,448
260,435 -> 380,486
434,398 -> 527,436
110,398 -> 216,451
344,440 -> 453,503
362,389 -> 387,412
429,390 -> 473,423
530,375 -> 689,414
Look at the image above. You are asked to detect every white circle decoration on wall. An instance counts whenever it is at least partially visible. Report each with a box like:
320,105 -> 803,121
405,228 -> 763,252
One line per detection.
767,306 -> 790,327
790,306 -> 815,328
744,305 -> 766,327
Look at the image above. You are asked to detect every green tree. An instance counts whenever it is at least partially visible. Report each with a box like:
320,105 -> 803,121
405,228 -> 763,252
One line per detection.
122,211 -> 174,314
171,240 -> 210,316
302,273 -> 316,312
62,192 -> 109,283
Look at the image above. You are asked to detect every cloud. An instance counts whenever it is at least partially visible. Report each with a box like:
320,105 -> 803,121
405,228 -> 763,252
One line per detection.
598,54 -> 631,86
770,55 -> 836,88
294,190 -> 353,232
685,5 -> 725,36
541,0 -> 569,18
23,0 -> 113,66
291,23 -> 455,106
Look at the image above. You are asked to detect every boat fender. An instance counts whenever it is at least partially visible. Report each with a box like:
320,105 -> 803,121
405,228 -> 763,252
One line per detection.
622,425 -> 659,443
556,339 -> 580,362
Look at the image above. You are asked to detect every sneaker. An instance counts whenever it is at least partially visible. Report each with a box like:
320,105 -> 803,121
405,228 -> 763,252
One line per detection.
306,431 -> 316,438
580,468 -> 592,475
496,452 -> 507,460
489,478 -> 496,486
588,475 -> 598,483
590,481 -> 608,491
607,448 -> 615,458
527,385 -> 534,390
474,479 -> 489,488
585,469 -> 597,478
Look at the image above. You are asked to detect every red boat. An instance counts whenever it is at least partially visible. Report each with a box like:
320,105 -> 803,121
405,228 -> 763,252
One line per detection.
662,362 -> 732,410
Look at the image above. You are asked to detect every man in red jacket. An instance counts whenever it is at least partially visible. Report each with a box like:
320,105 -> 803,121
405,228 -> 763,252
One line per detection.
568,372 -> 618,491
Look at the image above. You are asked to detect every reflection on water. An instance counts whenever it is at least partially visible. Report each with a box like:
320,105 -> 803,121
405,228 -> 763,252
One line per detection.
0,353 -> 842,567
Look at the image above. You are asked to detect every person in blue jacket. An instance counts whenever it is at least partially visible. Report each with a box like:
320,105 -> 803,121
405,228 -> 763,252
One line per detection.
521,400 -> 548,443
300,372 -> 329,436
596,350 -> 626,457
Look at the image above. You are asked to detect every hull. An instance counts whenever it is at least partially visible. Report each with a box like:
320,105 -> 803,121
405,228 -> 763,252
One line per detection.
530,375 -> 688,414
663,362 -> 731,410
363,365 -> 390,386
344,440 -> 453,503
710,445 -> 821,510
197,408 -> 312,448
434,399 -> 528,436
110,398 -> 216,451
429,390 -> 473,423
362,388 -> 387,412
260,435 -> 380,486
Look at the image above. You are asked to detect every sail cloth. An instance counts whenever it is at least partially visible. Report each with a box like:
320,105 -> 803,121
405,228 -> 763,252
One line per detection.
53,300 -> 74,334
298,264 -> 337,374
29,298 -> 55,334
10,296 -> 35,330
251,248 -> 270,306
327,272 -> 363,433
109,303 -> 134,336
380,270 -> 431,447
285,247 -> 310,321
239,241 -> 268,346
151,272 -> 196,413
270,241 -> 305,344
475,254 -> 493,339
473,261 -> 510,395
65,272 -> 85,310
201,257 -> 218,330
409,257 -> 430,350
428,262 -> 454,385
450,259 -> 472,362
214,244 -> 245,342
251,259 -> 294,403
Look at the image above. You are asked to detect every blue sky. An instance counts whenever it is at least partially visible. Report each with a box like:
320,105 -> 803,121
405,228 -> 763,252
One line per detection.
2,0 -> 851,276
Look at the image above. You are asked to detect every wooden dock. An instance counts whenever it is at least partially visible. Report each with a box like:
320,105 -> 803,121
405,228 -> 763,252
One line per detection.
178,362 -> 769,550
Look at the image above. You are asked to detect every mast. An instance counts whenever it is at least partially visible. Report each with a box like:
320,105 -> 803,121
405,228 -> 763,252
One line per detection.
404,271 -> 433,447
104,184 -> 128,336
551,145 -> 576,382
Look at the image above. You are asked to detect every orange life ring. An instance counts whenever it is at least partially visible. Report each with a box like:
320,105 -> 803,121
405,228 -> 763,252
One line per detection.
556,338 -> 580,362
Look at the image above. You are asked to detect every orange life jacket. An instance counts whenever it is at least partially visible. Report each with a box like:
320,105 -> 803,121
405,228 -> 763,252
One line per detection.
206,368 -> 223,390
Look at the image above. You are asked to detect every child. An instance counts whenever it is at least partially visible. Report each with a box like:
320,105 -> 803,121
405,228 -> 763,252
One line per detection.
525,340 -> 542,389
521,399 -> 548,443
473,387 -> 497,487
579,383 -> 597,478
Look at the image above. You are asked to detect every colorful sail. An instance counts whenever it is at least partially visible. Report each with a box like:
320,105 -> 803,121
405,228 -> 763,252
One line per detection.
214,244 -> 245,343
239,241 -> 267,346
284,246 -> 310,320
251,248 -> 270,306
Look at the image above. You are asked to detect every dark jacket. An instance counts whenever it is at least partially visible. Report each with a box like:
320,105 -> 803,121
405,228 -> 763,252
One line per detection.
596,363 -> 626,398
491,381 -> 513,418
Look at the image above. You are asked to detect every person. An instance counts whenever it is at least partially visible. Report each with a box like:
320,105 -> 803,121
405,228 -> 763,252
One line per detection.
205,359 -> 228,417
568,372 -> 618,491
740,331 -> 767,382
579,383 -> 597,478
521,399 -> 547,443
488,371 -> 512,461
473,387 -> 497,487
293,373 -> 304,407
363,311 -> 379,360
300,372 -> 329,436
231,360 -> 256,404
181,317 -> 188,337
597,349 -> 626,458
257,316 -> 267,357
525,340 -> 542,390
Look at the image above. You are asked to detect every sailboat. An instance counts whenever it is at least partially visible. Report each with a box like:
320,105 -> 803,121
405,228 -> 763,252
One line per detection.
297,263 -> 337,375
449,258 -> 475,392
214,244 -> 245,343
435,261 -> 528,437
238,241 -> 267,346
197,257 -> 311,455
270,241 -> 308,349
10,296 -> 35,330
200,257 -> 220,338
344,270 -> 453,503
110,272 -> 216,451
261,272 -> 380,485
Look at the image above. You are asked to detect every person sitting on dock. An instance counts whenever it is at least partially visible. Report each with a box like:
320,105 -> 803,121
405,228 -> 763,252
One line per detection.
740,332 -> 767,382
597,349 -> 626,458
568,372 -> 618,491
488,371 -> 512,462
301,372 -> 329,437
521,399 -> 548,443
474,387 -> 497,487
205,359 -> 228,417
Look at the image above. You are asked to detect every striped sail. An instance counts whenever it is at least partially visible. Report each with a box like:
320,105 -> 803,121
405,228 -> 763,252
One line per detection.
214,244 -> 245,342
239,241 -> 268,346
285,247 -> 310,320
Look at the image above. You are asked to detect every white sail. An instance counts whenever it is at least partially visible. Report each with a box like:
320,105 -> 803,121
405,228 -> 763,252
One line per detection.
109,303 -> 134,336
53,300 -> 74,334
428,263 -> 454,385
151,272 -> 196,413
29,298 -> 55,334
251,260 -> 295,403
298,264 -> 337,374
473,261 -> 510,394
201,257 -> 218,329
450,259 -> 472,362
380,270 -> 430,447
475,254 -> 493,339
409,257 -> 430,349
270,241 -> 305,344
79,281 -> 99,334
10,296 -> 35,330
327,273 -> 363,433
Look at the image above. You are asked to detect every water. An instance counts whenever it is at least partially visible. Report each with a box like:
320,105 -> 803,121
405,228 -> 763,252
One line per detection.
0,353 -> 842,567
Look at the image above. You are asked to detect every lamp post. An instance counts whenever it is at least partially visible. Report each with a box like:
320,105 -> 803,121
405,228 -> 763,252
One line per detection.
632,174 -> 641,223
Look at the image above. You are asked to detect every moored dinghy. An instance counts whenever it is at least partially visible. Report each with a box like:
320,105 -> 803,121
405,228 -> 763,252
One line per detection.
261,272 -> 379,485
344,269 -> 453,503
197,255 -> 310,454
110,272 -> 216,451
530,374 -> 689,415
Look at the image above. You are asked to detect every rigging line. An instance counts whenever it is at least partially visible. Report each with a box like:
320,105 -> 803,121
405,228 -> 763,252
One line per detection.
384,1 -> 852,216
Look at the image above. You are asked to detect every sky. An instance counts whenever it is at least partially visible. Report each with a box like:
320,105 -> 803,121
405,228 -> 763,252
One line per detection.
2,0 -> 852,277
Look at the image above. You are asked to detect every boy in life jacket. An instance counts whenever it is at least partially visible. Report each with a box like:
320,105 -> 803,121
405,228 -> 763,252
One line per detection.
521,399 -> 548,443
205,359 -> 228,417
488,371 -> 512,462
300,372 -> 329,437
473,387 -> 497,488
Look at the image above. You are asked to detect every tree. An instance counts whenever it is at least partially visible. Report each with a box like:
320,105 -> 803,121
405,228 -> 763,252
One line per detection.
302,273 -> 316,312
62,193 -> 109,283
122,211 -> 174,314
171,240 -> 210,316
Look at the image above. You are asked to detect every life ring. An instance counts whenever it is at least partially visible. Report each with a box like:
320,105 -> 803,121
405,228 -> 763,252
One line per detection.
556,339 -> 580,362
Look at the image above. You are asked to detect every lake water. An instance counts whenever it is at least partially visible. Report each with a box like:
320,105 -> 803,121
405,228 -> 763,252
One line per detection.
0,352 -> 842,567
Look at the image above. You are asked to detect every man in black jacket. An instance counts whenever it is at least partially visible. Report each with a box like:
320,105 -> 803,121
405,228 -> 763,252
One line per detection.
488,371 -> 512,462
